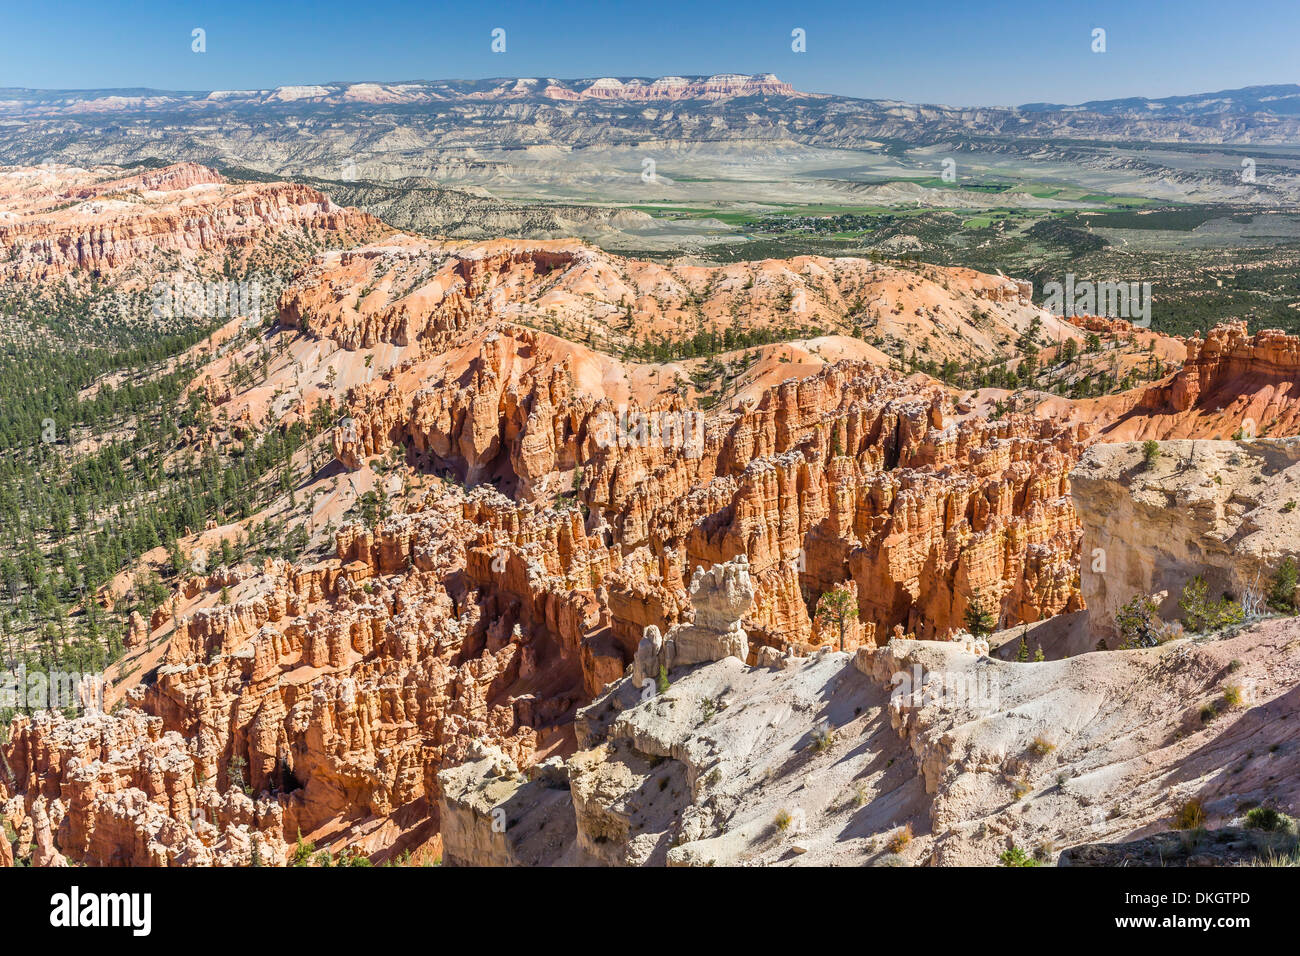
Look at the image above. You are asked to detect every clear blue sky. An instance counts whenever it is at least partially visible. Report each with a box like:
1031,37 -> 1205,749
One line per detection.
1,0 -> 1296,107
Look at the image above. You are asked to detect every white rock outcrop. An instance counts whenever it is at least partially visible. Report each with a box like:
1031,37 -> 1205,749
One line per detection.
1072,438 -> 1300,640
631,556 -> 754,688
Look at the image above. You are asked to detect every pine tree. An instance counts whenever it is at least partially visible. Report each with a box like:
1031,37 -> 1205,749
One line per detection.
964,590 -> 996,638
815,584 -> 859,651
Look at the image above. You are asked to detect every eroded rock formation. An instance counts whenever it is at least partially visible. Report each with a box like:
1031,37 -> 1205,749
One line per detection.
18,181 -> 1300,868
0,162 -> 385,282
631,557 -> 754,688
0,221 -> 1103,865
1102,322 -> 1300,440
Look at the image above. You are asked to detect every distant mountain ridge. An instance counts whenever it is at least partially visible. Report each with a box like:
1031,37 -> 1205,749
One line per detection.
1020,83 -> 1300,117
0,74 -> 805,115
4,77 -> 1299,122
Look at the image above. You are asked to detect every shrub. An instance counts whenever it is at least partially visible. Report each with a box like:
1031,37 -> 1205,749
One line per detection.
1115,594 -> 1178,648
888,822 -> 913,853
1251,847 -> 1300,867
999,844 -> 1040,867
655,665 -> 670,695
810,723 -> 835,753
291,829 -> 316,866
774,809 -> 793,832
1245,806 -> 1294,833
337,848 -> 372,867
1268,557 -> 1298,614
1141,440 -> 1161,467
1031,734 -> 1056,756
1222,684 -> 1243,708
1179,576 -> 1244,633
1172,797 -> 1206,830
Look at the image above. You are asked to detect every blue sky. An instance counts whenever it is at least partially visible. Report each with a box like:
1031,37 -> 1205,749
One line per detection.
1,0 -> 1296,107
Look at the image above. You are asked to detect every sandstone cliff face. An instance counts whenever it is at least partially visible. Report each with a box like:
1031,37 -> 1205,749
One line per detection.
630,557 -> 755,689
269,234 -> 1087,664
2,484 -> 609,865
538,74 -> 800,102
321,302 -> 1084,657
3,709 -> 284,866
1164,322 -> 1300,415
1103,322 -> 1300,441
1071,437 -> 1300,641
3,342 -> 1082,865
1066,314 -> 1140,338
0,162 -> 385,282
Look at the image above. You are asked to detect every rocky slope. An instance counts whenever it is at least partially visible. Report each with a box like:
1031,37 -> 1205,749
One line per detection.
272,234 -> 1064,366
438,559 -> 1300,866
1113,322 -> 1300,440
